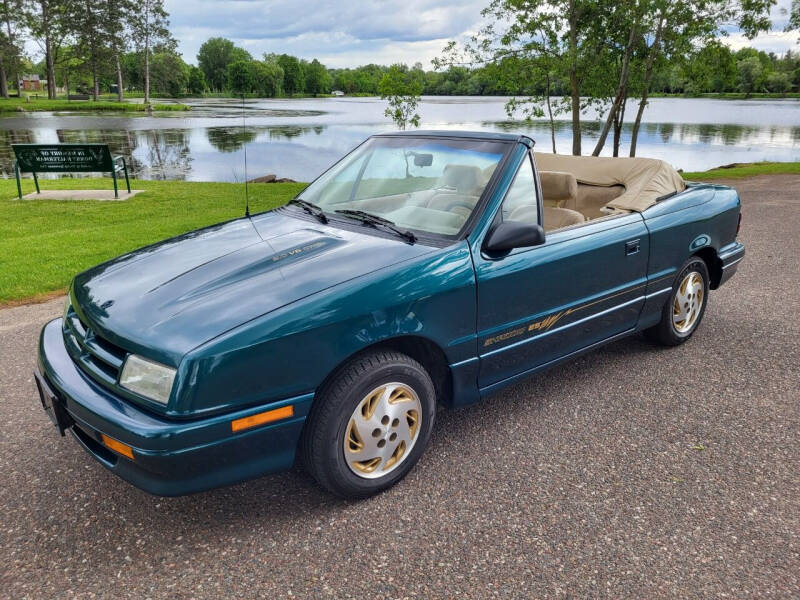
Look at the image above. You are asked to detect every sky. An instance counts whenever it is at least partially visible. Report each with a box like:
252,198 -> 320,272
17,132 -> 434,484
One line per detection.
166,0 -> 798,68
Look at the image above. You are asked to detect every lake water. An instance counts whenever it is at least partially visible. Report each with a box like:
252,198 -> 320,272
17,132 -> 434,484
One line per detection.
1,96 -> 798,182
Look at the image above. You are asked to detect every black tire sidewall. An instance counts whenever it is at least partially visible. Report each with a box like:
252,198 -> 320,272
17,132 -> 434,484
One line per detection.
309,353 -> 436,497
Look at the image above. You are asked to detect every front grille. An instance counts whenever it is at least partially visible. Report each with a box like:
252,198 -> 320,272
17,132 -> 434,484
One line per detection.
63,306 -> 128,390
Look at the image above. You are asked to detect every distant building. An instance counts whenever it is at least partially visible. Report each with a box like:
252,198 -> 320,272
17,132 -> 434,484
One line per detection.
331,90 -> 345,96
20,74 -> 42,92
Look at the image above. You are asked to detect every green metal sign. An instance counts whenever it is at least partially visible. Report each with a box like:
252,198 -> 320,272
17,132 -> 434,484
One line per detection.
12,143 -> 130,199
13,144 -> 114,172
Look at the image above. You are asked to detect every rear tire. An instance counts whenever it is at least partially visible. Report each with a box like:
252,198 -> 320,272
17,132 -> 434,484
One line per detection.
645,257 -> 709,346
300,350 -> 436,499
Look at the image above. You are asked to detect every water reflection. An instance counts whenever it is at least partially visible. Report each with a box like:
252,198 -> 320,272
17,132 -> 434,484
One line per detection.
0,97 -> 797,181
207,127 -> 258,153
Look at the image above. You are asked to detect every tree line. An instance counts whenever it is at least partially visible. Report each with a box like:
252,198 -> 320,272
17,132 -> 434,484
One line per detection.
434,0 -> 799,157
0,0 -> 171,102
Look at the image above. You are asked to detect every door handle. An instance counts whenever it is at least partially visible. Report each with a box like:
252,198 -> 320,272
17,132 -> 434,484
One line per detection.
625,239 -> 641,255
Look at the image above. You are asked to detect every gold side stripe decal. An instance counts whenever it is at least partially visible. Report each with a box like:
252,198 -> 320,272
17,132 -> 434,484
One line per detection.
483,274 -> 673,348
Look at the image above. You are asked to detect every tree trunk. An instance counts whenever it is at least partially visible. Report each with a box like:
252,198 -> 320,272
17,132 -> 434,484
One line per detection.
46,42 -> 56,99
5,5 -> 17,97
143,1 -> 151,104
613,96 -> 626,156
92,58 -> 99,101
592,23 -> 638,156
568,2 -> 581,155
144,29 -> 151,103
115,52 -> 123,102
0,55 -> 8,99
545,72 -> 556,153
41,1 -> 57,99
630,15 -> 665,157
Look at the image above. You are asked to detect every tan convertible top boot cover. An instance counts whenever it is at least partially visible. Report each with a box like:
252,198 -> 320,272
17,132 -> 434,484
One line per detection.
534,152 -> 686,213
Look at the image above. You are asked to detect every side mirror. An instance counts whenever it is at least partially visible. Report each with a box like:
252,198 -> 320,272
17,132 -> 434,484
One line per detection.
484,221 -> 546,253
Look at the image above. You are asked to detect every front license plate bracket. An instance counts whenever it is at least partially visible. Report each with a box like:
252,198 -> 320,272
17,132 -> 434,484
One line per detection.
34,370 -> 73,436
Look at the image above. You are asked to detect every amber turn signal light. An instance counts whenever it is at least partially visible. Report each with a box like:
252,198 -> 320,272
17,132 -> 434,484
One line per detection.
231,405 -> 294,432
101,434 -> 134,460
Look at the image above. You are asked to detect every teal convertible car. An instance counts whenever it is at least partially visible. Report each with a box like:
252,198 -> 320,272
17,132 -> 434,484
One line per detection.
35,131 -> 744,498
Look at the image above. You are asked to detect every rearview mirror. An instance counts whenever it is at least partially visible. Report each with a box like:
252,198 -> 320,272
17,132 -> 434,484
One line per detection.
484,221 -> 546,253
413,153 -> 433,167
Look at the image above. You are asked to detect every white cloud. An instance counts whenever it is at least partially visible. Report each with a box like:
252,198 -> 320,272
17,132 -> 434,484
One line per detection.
167,0 -> 486,66
723,30 -> 800,54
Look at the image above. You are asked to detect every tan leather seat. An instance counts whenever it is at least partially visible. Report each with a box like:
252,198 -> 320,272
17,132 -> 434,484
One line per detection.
543,206 -> 584,230
540,171 -> 578,208
437,164 -> 482,194
508,205 -> 584,231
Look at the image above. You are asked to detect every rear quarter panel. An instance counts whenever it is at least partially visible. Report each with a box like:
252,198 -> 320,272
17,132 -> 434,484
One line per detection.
638,182 -> 741,327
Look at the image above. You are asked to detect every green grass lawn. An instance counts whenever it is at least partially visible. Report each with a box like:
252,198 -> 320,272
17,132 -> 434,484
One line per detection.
3,160 -> 799,305
683,161 -> 800,180
0,97 -> 189,113
0,178 -> 305,305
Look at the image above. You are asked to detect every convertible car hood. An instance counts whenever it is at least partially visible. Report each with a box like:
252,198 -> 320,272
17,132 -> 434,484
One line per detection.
72,210 -> 433,364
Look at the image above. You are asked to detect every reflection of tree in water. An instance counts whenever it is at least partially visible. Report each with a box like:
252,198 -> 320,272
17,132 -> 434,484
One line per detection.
268,125 -> 325,140
206,127 -> 257,153
0,129 -> 36,176
54,128 -> 193,180
139,129 -> 192,180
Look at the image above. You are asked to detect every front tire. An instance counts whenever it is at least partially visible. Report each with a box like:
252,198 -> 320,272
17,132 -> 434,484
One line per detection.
645,257 -> 709,346
300,350 -> 436,499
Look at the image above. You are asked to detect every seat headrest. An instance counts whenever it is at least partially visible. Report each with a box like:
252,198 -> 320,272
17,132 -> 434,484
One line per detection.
439,164 -> 482,193
540,171 -> 578,206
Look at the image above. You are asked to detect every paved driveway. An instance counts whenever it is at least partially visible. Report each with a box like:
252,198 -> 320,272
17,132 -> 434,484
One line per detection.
1,176 -> 798,599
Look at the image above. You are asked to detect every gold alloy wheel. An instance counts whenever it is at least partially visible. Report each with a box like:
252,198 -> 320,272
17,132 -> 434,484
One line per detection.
672,271 -> 704,334
344,383 -> 422,479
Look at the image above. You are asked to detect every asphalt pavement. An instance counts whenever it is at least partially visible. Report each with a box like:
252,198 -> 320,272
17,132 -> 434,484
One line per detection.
1,175 -> 798,599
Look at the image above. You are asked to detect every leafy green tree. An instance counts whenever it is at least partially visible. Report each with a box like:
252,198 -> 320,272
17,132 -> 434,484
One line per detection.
99,0 -> 134,102
197,37 -> 251,92
149,51 -> 187,96
0,0 -> 24,97
737,56 -> 764,96
765,71 -> 791,94
378,63 -> 423,130
226,59 -> 253,95
277,54 -> 304,94
304,58 -> 331,95
128,0 -> 172,103
23,0 -> 76,99
250,60 -> 283,97
187,65 -> 206,95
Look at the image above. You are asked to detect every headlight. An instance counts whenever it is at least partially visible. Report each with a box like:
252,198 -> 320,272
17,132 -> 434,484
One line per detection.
119,355 -> 176,405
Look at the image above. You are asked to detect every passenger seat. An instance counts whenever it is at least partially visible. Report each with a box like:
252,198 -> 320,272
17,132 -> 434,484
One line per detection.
540,171 -> 578,208
508,205 -> 584,232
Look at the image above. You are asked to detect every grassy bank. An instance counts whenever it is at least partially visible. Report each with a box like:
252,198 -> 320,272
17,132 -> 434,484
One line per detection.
683,162 -> 800,180
3,162 -> 799,305
0,97 -> 190,113
0,178 -> 305,305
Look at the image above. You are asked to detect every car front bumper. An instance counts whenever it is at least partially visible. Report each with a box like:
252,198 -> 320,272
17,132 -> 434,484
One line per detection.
36,318 -> 313,496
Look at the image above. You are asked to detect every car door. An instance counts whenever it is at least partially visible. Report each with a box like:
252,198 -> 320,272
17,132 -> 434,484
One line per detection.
473,151 -> 650,390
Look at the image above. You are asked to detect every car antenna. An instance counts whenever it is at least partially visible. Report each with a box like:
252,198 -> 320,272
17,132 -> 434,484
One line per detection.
242,95 -> 250,218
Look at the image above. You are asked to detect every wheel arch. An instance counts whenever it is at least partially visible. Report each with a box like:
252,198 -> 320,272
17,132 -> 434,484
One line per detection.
693,247 -> 723,289
314,335 -> 453,409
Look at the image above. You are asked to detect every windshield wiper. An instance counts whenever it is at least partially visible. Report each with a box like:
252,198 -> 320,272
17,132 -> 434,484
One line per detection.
289,199 -> 328,224
334,209 -> 417,244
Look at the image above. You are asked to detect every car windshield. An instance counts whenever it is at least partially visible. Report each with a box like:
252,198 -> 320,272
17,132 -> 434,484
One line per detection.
297,136 -> 509,237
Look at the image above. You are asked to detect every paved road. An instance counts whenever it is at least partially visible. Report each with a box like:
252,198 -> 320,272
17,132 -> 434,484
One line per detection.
1,176 -> 798,599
